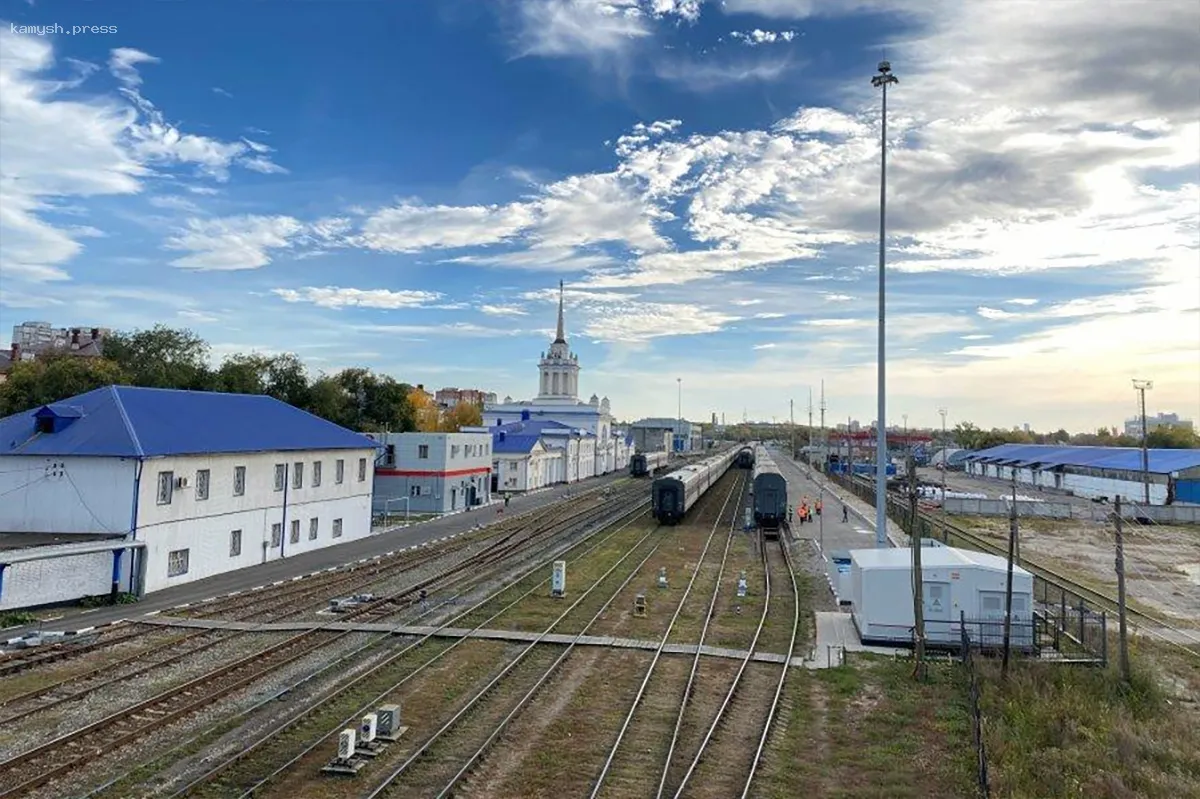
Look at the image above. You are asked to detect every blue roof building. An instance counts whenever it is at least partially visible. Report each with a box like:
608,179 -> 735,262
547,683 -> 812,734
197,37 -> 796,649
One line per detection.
0,386 -> 379,610
962,443 -> 1200,506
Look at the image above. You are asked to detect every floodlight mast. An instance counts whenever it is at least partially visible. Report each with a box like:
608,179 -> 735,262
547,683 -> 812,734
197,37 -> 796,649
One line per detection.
1133,379 -> 1153,506
871,60 -> 898,548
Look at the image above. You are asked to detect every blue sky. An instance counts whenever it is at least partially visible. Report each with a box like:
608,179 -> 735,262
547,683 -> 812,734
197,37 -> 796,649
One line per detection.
1,0 -> 1197,432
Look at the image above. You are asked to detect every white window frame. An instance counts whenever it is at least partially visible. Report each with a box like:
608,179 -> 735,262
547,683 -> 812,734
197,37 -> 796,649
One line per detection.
167,548 -> 189,577
309,517 -> 319,540
271,522 -> 283,547
195,469 -> 210,501
230,529 -> 242,557
312,460 -> 322,487
335,459 -> 345,484
233,465 -> 246,496
274,464 -> 286,492
333,518 -> 343,538
358,458 -> 367,482
290,519 -> 301,544
157,471 -> 174,505
292,462 -> 304,490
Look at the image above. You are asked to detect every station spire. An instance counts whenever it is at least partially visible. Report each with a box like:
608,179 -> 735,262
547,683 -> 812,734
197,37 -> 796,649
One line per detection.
554,279 -> 566,344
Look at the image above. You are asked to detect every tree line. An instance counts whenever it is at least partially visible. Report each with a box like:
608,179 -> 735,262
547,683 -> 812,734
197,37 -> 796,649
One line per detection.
0,325 -> 482,433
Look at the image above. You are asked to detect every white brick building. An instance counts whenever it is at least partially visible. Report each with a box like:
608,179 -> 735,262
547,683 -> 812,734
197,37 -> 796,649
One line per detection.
366,431 -> 492,514
0,386 -> 377,610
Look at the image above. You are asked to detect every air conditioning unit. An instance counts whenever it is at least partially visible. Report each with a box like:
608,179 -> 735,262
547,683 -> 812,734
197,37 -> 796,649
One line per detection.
175,476 -> 190,489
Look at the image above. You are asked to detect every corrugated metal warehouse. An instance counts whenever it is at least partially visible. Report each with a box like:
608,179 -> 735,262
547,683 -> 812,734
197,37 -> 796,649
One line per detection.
0,386 -> 378,610
963,444 -> 1200,505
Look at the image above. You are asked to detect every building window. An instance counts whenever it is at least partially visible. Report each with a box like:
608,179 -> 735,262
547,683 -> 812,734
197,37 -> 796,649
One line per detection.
418,445 -> 429,459
271,522 -> 283,547
157,471 -> 174,505
290,519 -> 301,544
358,458 -> 367,482
309,518 -> 319,540
451,445 -> 460,458
292,462 -> 304,489
410,485 -> 420,497
230,530 -> 242,557
312,461 -> 322,487
167,549 -> 189,577
333,518 -> 343,538
233,466 -> 246,496
274,464 -> 286,492
386,444 -> 396,466
196,469 -> 210,501
335,459 -> 345,484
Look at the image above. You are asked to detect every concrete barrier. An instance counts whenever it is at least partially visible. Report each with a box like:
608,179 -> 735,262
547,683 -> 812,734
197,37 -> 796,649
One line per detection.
943,497 -> 1073,519
1115,504 -> 1200,524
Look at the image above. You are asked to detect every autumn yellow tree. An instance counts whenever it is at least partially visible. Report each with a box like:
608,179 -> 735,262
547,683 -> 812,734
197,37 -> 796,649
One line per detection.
439,401 -> 483,432
408,387 -> 440,432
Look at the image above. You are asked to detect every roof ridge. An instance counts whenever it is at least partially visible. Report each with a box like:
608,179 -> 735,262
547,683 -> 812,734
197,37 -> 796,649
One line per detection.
109,385 -> 145,457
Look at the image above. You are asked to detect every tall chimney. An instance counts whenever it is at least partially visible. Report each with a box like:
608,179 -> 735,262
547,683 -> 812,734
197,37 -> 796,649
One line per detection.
90,328 -> 100,340
71,329 -> 80,347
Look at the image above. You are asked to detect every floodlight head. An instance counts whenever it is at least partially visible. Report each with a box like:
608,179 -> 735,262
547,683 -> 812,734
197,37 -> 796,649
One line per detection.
878,60 -> 891,73
1132,378 -> 1154,390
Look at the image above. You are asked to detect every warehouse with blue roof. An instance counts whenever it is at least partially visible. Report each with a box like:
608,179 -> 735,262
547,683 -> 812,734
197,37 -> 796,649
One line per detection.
963,444 -> 1200,505
0,386 -> 379,610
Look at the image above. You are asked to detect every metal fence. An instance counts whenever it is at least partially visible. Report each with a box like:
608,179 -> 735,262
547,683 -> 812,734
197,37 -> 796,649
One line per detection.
959,613 -> 991,798
832,472 -> 1108,663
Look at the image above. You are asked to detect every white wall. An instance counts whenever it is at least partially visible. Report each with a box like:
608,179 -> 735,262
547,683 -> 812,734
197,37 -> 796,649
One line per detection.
135,448 -> 375,593
370,432 -> 492,513
0,455 -> 134,534
1,551 -> 118,610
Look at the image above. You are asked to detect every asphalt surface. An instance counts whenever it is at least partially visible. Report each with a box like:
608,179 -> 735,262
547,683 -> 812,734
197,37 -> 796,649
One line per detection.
5,470 -> 629,637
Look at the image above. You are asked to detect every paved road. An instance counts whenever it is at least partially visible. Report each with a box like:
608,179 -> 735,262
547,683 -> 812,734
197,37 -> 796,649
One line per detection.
5,471 -> 630,637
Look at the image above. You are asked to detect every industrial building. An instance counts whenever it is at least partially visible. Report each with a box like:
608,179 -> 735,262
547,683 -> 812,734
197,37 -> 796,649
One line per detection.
0,386 -> 377,610
629,418 -> 703,453
366,431 -> 492,515
849,546 -> 1034,648
481,283 -> 630,476
963,444 -> 1200,505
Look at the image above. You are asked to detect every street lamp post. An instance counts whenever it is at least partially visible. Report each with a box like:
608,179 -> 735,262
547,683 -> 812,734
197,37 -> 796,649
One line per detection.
938,407 -> 948,504
1133,379 -> 1153,506
677,377 -> 683,452
871,59 -> 898,549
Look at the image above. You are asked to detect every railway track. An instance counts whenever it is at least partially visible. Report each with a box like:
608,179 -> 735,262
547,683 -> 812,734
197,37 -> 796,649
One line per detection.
0,490 -> 645,798
589,472 -> 743,799
0,480 -> 623,679
839,473 -> 1200,656
153,503 -> 655,799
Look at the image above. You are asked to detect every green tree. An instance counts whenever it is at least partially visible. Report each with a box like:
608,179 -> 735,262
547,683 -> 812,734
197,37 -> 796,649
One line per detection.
1146,425 -> 1200,449
305,375 -> 355,428
102,325 -> 212,389
333,369 -> 415,432
439,401 -> 483,432
0,354 -> 128,416
215,353 -> 273,395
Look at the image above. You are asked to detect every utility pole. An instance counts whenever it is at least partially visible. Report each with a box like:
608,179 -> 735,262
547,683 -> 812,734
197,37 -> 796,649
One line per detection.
677,377 -> 682,452
1001,471 -> 1019,680
871,59 -> 898,550
1133,379 -> 1153,506
790,399 -> 795,459
820,381 -> 827,475
908,453 -> 926,681
938,407 -> 948,504
807,389 -> 814,451
1114,495 -> 1131,683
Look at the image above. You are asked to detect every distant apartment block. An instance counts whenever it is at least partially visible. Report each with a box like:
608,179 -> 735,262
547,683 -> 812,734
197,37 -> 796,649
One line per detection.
435,387 -> 498,409
11,321 -> 110,359
1125,412 -> 1194,438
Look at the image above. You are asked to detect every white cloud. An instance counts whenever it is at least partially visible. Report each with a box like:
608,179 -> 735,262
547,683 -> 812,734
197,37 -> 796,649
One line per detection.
729,29 -> 797,45
1004,298 -> 1039,306
177,309 -> 219,323
977,306 -> 1019,320
108,47 -> 158,88
581,301 -> 738,342
272,286 -> 444,309
166,215 -> 304,270
508,0 -> 701,65
480,304 -> 530,317
357,202 -> 536,253
654,54 -> 794,91
753,342 -> 777,349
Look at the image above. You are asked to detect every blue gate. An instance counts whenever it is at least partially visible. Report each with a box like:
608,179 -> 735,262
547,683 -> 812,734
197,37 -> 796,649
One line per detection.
1175,479 -> 1200,504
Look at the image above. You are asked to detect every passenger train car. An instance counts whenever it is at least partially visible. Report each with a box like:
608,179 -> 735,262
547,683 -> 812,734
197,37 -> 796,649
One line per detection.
752,445 -> 788,538
651,446 -> 738,525
630,450 -> 671,477
734,446 -> 756,469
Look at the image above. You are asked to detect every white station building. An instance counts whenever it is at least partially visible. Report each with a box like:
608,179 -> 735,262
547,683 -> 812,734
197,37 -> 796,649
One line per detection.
0,386 -> 378,610
479,281 -> 631,480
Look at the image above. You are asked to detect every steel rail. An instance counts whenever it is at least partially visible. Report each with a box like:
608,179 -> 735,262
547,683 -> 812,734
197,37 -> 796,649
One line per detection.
588,471 -> 742,799
740,537 -> 801,799
76,499 -> 649,799
655,473 -> 747,799
671,507 -> 778,798
195,502 -> 652,799
375,523 -> 667,798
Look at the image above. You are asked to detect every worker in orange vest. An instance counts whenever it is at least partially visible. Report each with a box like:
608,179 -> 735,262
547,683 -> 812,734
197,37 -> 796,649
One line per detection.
816,499 -> 823,516
798,502 -> 808,523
